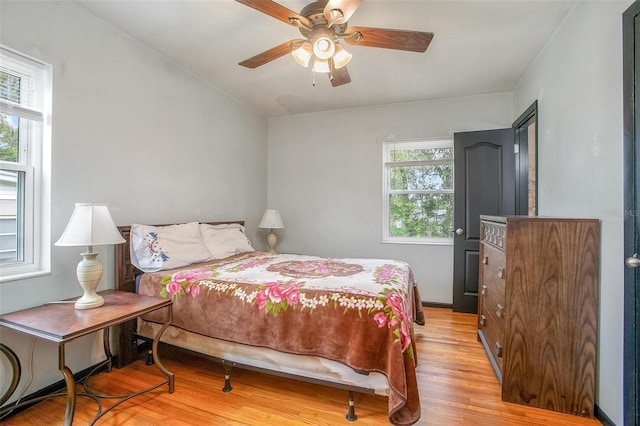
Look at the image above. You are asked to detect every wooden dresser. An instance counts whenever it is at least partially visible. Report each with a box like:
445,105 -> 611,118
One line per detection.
477,216 -> 599,417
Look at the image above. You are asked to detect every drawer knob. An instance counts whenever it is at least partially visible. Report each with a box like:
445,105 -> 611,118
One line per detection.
495,341 -> 503,358
496,304 -> 504,318
480,315 -> 486,326
497,267 -> 505,279
481,285 -> 487,296
482,255 -> 488,265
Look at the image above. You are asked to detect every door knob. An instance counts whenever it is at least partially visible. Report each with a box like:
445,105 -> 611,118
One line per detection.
455,228 -> 464,236
626,254 -> 640,268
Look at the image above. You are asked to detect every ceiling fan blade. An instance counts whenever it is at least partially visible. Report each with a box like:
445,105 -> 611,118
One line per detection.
344,27 -> 434,52
235,0 -> 310,27
330,66 -> 351,87
324,0 -> 363,25
239,39 -> 304,69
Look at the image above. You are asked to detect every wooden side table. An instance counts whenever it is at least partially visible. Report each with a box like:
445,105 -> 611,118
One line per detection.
0,290 -> 173,425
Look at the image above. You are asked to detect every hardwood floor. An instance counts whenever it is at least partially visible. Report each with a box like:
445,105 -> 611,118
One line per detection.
2,307 -> 603,425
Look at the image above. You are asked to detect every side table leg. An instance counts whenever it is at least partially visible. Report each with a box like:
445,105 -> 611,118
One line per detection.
103,327 -> 113,372
0,343 -> 21,406
59,345 -> 76,426
152,305 -> 174,393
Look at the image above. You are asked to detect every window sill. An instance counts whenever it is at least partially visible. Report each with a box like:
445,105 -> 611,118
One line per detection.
0,268 -> 51,283
382,238 -> 453,246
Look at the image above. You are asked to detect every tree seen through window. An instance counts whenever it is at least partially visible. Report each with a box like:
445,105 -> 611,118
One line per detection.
384,141 -> 454,241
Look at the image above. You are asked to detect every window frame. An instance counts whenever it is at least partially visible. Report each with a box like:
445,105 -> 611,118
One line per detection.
382,138 -> 454,246
0,45 -> 52,282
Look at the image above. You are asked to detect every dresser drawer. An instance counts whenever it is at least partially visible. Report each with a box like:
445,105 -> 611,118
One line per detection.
482,221 -> 506,249
481,244 -> 506,322
481,291 -> 506,336
479,303 -> 505,375
481,242 -> 506,278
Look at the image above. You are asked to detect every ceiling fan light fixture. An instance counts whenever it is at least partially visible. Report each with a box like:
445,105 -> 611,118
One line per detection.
292,42 -> 313,67
312,35 -> 335,60
311,58 -> 330,73
332,44 -> 352,69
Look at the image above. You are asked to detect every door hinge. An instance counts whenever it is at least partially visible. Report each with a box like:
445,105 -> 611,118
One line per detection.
514,143 -> 520,154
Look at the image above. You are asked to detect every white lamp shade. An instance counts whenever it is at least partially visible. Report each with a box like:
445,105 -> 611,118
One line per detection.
259,209 -> 284,229
332,44 -> 352,69
55,203 -> 125,247
292,42 -> 313,67
311,58 -> 330,73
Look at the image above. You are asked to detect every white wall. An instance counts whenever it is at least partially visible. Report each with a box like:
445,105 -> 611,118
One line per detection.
267,93 -> 513,304
513,0 -> 631,423
0,0 -> 627,422
0,0 -> 267,403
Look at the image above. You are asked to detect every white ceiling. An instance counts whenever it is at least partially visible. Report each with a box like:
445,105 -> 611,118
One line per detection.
75,0 -> 577,117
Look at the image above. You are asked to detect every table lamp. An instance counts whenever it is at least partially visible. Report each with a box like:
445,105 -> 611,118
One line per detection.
258,209 -> 284,254
55,203 -> 125,309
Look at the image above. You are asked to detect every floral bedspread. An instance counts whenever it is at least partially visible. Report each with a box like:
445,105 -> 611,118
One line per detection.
138,251 -> 423,425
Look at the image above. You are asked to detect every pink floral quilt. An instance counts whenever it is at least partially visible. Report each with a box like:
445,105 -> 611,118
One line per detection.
138,251 -> 423,425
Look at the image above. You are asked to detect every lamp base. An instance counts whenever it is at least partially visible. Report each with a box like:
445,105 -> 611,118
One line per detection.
75,252 -> 104,310
75,294 -> 105,310
267,230 -> 278,254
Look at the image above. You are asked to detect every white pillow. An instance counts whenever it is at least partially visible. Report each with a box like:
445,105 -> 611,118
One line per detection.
130,222 -> 212,272
200,223 -> 255,259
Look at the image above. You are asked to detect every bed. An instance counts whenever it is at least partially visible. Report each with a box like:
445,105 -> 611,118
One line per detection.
113,221 -> 424,425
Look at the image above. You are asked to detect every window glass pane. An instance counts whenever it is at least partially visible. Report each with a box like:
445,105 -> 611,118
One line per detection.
0,169 -> 19,263
389,193 -> 453,238
390,164 -> 453,191
0,113 -> 19,162
0,46 -> 51,280
389,146 -> 453,162
0,70 -> 21,104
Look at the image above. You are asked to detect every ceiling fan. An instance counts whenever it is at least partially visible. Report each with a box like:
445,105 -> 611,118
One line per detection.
235,0 -> 434,87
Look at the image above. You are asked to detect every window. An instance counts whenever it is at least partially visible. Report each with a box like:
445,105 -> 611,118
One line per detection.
0,46 -> 52,281
382,139 -> 454,245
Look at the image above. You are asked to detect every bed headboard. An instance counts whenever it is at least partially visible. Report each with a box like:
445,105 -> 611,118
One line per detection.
114,221 -> 245,293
